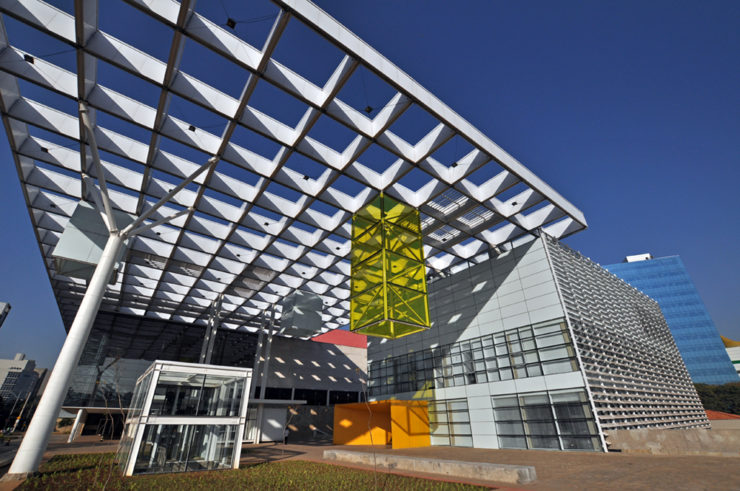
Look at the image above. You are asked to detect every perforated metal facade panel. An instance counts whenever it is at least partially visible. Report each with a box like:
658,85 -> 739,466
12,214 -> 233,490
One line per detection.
544,237 -> 709,430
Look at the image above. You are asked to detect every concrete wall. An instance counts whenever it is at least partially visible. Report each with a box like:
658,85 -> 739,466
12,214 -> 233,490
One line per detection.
258,407 -> 288,442
605,428 -> 740,456
285,405 -> 334,442
708,419 -> 740,431
265,336 -> 366,392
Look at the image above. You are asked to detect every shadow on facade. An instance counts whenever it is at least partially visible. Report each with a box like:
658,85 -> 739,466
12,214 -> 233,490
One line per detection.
63,311 -> 366,442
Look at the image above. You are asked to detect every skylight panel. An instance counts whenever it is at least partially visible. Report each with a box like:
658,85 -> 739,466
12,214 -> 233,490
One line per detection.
95,60 -> 161,109
464,160 -> 509,187
179,37 -> 248,101
262,179 -> 304,204
194,0 -> 279,50
387,103 -> 440,146
200,187 -> 244,213
396,166 -> 436,193
97,148 -> 145,175
149,168 -> 200,194
16,78 -> 77,116
157,135 -> 213,169
335,64 -> 396,116
23,125 -> 76,154
43,0 -> 73,15
306,113 -> 358,153
270,18 -> 345,88
231,121 -> 282,157
93,108 -> 153,147
330,174 -> 368,199
3,16 -> 76,72
167,93 -> 229,139
247,78 -> 311,130
283,151 -> 326,180
98,1 -> 173,63
495,181 -> 530,205
212,159 -> 261,187
303,199 -> 340,218
349,142 -> 396,174
429,134 -> 478,168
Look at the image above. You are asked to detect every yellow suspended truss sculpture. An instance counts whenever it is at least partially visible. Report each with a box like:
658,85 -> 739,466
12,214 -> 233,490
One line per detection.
350,193 -> 430,339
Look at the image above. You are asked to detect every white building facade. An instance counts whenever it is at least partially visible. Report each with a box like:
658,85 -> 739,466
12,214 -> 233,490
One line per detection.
367,236 -> 708,451
0,354 -> 39,401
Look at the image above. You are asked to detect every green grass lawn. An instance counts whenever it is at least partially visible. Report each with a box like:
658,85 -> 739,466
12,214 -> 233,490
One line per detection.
17,453 -> 489,490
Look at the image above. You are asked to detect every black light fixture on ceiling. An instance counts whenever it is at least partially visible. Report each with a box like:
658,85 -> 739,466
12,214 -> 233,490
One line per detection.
188,125 -> 196,132
302,175 -> 310,180
226,18 -> 236,29
24,54 -> 34,64
364,106 -> 373,113
451,162 -> 458,168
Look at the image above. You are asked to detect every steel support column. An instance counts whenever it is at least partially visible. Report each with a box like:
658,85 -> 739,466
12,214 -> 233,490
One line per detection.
199,294 -> 222,365
7,233 -> 125,477
66,409 -> 87,443
253,310 -> 276,444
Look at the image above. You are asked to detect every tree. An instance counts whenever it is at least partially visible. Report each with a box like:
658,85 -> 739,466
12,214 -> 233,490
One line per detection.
694,382 -> 740,415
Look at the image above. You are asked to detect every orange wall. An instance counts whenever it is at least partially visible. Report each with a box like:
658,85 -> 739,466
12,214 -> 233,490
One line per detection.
390,401 -> 430,449
334,403 -> 391,445
333,401 -> 430,449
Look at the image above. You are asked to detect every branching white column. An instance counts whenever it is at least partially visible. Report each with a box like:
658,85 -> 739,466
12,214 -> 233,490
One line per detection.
8,233 -> 125,476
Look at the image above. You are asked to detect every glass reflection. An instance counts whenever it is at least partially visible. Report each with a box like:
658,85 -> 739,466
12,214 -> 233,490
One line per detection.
133,424 -> 238,474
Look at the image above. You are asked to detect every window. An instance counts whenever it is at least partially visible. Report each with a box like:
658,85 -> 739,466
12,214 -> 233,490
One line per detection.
429,398 -> 472,447
368,320 -> 578,396
492,390 -> 601,451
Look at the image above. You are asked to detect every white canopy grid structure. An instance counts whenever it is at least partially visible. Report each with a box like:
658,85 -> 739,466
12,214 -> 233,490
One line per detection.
0,0 -> 587,338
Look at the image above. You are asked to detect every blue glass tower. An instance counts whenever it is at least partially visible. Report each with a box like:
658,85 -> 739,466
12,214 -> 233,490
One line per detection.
605,255 -> 738,385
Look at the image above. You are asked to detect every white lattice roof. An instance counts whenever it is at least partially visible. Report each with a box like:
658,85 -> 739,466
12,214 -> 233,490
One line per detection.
0,0 -> 586,335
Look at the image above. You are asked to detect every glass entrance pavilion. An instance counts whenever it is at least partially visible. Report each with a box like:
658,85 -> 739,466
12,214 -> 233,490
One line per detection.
117,361 -> 252,476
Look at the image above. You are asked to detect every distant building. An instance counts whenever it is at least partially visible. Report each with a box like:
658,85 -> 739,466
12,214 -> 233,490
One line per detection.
605,255 -> 738,385
722,336 -> 740,377
0,353 -> 39,401
0,302 -> 10,329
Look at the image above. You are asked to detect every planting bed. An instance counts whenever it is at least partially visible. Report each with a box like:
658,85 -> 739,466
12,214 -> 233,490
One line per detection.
17,453 -> 488,490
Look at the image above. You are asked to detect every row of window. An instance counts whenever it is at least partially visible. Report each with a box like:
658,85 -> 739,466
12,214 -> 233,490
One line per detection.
492,391 -> 602,451
368,320 -> 579,396
429,390 -> 602,451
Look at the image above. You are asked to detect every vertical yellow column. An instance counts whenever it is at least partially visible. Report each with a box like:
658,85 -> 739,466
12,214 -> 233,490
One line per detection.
350,193 -> 430,339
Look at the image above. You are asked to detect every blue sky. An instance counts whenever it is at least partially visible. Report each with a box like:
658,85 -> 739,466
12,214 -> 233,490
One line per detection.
0,0 -> 738,368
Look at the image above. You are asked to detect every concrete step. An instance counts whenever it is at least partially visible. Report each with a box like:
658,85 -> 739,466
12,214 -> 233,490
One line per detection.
323,449 -> 537,485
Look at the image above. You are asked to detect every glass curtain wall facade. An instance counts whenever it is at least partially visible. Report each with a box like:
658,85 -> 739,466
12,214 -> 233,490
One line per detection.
367,235 -> 708,452
117,361 -> 251,476
605,256 -> 738,385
